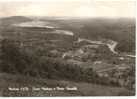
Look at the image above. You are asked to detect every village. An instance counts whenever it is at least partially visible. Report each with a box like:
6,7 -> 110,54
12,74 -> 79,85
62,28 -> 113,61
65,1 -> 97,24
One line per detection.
6,33 -> 134,89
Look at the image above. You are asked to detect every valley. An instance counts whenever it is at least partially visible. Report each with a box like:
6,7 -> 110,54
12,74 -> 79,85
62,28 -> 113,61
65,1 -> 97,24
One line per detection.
0,16 -> 135,96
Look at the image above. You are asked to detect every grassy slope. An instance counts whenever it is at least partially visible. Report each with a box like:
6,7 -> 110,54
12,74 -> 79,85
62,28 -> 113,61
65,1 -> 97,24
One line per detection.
0,73 -> 134,96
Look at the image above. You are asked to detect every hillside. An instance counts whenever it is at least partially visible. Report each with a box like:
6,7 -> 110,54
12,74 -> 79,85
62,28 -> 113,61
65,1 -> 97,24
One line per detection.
0,16 -> 135,96
0,16 -> 32,27
0,73 -> 134,96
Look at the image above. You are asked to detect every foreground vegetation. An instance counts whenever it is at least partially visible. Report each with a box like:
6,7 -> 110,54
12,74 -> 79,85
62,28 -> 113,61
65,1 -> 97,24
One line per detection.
0,39 -> 120,86
0,73 -> 134,96
0,39 -> 135,94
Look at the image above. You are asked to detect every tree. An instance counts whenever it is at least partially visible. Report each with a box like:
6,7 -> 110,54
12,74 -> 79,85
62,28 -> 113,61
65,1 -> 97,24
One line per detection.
0,39 -> 28,73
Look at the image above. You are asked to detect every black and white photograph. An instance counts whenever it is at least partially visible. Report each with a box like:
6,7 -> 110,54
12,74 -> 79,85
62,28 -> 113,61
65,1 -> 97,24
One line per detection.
0,0 -> 136,97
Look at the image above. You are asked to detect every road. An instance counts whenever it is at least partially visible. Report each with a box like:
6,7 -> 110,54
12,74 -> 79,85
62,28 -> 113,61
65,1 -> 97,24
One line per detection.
76,38 -> 118,54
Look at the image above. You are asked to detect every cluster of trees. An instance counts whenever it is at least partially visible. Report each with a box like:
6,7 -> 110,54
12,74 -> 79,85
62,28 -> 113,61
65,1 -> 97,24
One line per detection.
0,39 -> 120,87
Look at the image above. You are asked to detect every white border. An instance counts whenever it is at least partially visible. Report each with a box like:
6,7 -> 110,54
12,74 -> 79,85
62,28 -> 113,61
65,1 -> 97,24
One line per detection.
0,0 -> 136,98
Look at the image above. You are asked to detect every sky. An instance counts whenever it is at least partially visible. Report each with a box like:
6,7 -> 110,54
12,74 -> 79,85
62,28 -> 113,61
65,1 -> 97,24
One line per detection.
0,0 -> 136,18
